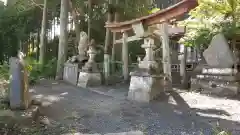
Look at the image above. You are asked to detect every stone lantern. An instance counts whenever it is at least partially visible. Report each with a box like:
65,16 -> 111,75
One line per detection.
77,41 -> 102,88
128,37 -> 165,102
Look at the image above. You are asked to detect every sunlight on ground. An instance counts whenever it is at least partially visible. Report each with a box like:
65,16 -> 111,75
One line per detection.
167,95 -> 178,105
29,88 -> 36,93
32,92 -> 68,107
176,91 -> 240,123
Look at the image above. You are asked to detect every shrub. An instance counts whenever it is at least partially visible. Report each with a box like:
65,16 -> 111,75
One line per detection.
24,57 -> 57,84
0,62 -> 9,80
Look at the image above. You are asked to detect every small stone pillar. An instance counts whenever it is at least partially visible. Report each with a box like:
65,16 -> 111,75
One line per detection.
9,57 -> 30,109
128,38 -> 165,102
77,44 -> 102,88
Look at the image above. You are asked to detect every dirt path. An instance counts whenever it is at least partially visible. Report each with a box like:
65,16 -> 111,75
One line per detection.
30,80 -> 240,135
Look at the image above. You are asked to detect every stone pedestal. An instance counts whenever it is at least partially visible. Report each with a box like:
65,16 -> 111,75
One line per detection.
63,63 -> 79,85
9,57 -> 30,109
128,38 -> 165,102
77,46 -> 102,88
77,72 -> 101,88
128,75 -> 165,102
191,34 -> 239,97
191,66 -> 239,97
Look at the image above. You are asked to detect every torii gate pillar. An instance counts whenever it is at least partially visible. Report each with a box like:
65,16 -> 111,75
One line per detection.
160,22 -> 172,91
122,31 -> 129,81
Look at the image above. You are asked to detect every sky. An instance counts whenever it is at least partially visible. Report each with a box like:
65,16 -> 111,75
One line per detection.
0,0 -> 6,5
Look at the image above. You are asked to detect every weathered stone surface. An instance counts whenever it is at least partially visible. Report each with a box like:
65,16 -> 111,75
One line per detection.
190,78 -> 201,91
203,33 -> 235,68
128,76 -> 164,102
196,74 -> 240,81
63,63 -> 79,85
191,77 -> 239,97
9,57 -> 30,109
201,67 -> 237,75
82,45 -> 99,73
77,72 -> 102,88
128,37 -> 168,102
78,31 -> 89,61
198,79 -> 238,97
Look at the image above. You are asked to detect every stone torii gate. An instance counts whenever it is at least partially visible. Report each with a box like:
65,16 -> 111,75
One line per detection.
105,0 -> 198,102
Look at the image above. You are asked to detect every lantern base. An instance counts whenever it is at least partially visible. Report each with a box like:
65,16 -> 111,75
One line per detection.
77,72 -> 102,88
128,73 -> 168,103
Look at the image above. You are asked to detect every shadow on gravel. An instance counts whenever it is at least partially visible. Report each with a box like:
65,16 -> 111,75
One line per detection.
28,80 -> 240,135
152,91 -> 240,134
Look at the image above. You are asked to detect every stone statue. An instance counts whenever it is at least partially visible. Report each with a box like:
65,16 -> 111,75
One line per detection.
77,31 -> 88,61
67,31 -> 89,63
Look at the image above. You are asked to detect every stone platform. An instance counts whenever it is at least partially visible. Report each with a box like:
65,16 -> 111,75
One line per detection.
128,73 -> 165,102
0,105 -> 40,127
77,72 -> 102,88
191,66 -> 240,97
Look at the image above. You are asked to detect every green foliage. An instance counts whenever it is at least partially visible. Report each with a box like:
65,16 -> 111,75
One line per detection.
25,57 -> 57,84
128,40 -> 145,62
0,57 -> 56,86
212,126 -> 232,135
0,62 -> 10,80
179,0 -> 240,47
149,8 -> 160,14
0,5 -> 42,63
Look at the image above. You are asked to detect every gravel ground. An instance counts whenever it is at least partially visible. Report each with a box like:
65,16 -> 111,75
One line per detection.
29,80 -> 240,135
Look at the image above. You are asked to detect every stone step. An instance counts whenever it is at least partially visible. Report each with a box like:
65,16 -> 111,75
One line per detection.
0,105 -> 40,127
201,68 -> 238,75
191,78 -> 239,97
195,74 -> 240,82
200,85 -> 238,97
192,77 -> 240,88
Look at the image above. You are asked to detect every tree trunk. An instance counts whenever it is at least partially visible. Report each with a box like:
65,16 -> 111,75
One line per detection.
69,0 -> 81,45
36,28 -> 40,60
53,17 -> 56,38
104,0 -> 113,84
87,0 -> 92,42
39,0 -> 47,65
31,35 -> 35,53
180,45 -> 188,89
111,0 -> 119,73
56,0 -> 69,80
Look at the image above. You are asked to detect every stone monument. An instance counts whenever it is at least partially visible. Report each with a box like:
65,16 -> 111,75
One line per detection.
128,38 -> 165,102
191,33 -> 239,97
9,52 -> 30,109
203,33 -> 235,68
77,39 -> 102,88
